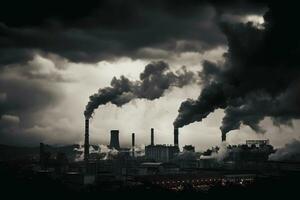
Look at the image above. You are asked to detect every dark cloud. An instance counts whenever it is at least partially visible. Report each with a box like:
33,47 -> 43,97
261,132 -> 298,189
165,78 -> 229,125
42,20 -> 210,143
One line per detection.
85,61 -> 196,118
174,2 -> 300,140
0,61 -> 64,145
0,0 -> 269,66
0,76 -> 62,122
2,0 -> 292,147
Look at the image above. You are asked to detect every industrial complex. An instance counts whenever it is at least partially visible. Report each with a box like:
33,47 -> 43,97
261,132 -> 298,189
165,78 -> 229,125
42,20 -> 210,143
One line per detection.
1,118 -> 300,194
29,118 -> 299,192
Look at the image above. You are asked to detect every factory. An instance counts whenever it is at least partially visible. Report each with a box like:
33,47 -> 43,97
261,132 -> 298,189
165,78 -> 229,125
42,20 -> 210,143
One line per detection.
145,128 -> 180,162
224,140 -> 275,163
83,118 -> 182,163
83,118 -> 275,167
29,119 -> 300,192
77,118 -> 299,187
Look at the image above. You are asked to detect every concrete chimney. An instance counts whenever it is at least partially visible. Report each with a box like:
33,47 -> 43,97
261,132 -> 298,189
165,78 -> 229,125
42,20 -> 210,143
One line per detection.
222,132 -> 226,142
132,133 -> 135,157
132,133 -> 135,147
174,127 -> 179,146
151,128 -> 154,145
109,130 -> 120,150
84,119 -> 89,162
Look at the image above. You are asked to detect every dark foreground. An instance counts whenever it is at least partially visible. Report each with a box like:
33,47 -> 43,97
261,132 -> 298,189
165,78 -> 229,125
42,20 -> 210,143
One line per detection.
1,162 -> 299,199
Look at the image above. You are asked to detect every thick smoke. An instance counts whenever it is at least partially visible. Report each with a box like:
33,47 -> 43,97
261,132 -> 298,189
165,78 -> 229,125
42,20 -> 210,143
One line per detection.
84,61 -> 196,119
174,3 -> 300,138
269,139 -> 300,162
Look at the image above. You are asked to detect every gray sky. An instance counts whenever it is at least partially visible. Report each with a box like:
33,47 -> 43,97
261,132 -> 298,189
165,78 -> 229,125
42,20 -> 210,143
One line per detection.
0,1 -> 300,151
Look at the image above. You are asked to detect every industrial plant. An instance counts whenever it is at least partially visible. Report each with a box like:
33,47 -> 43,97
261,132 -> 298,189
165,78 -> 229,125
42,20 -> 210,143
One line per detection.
1,119 -> 300,195
24,118 -> 298,192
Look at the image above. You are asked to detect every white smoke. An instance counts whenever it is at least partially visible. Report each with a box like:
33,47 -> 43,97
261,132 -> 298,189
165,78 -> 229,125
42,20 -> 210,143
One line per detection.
74,144 -> 84,161
200,142 -> 228,161
269,139 -> 300,162
133,144 -> 145,157
73,144 -> 119,161
102,145 -> 118,160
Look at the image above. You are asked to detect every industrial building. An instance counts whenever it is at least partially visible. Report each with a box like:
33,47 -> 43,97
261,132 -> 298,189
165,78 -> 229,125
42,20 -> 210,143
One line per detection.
145,128 -> 180,162
246,139 -> 269,147
79,117 -> 292,190
224,140 -> 274,162
145,145 -> 179,162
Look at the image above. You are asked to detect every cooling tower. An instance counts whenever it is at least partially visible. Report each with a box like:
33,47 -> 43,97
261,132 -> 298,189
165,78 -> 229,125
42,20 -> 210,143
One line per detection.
109,130 -> 120,150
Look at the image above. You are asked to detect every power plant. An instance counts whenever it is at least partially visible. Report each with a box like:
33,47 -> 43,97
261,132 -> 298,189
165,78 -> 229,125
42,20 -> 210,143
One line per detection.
145,128 -> 180,162
83,118 -> 182,163
83,116 -> 228,163
14,118 -> 296,194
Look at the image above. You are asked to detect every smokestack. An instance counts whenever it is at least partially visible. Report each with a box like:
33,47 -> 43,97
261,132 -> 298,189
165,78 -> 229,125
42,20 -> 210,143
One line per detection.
84,119 -> 89,162
174,127 -> 179,146
151,128 -> 154,145
110,130 -> 120,150
132,133 -> 135,147
132,133 -> 135,157
39,143 -> 45,169
222,132 -> 226,142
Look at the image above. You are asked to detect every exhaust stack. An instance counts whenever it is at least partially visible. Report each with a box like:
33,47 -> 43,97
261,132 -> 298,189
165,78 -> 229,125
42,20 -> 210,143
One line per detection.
222,133 -> 226,142
84,119 -> 89,162
151,128 -> 154,145
132,133 -> 135,157
174,127 -> 179,146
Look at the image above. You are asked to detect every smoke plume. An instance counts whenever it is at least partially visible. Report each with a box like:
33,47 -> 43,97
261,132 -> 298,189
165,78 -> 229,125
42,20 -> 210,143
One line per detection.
84,61 -> 196,119
74,144 -> 119,161
174,3 -> 300,139
200,142 -> 228,161
269,139 -> 300,162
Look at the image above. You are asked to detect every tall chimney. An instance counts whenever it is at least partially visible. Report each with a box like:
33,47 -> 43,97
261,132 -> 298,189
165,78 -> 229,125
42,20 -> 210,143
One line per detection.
84,119 -> 89,162
151,128 -> 154,145
222,133 -> 226,142
174,127 -> 179,146
132,133 -> 135,157
109,130 -> 120,150
39,143 -> 45,169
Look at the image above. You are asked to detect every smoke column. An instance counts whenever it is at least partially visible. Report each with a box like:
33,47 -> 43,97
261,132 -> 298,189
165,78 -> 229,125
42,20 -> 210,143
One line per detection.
174,4 -> 300,140
84,61 -> 196,119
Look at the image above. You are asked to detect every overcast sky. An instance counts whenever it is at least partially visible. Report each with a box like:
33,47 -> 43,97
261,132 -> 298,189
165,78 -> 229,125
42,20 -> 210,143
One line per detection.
0,0 -> 299,151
